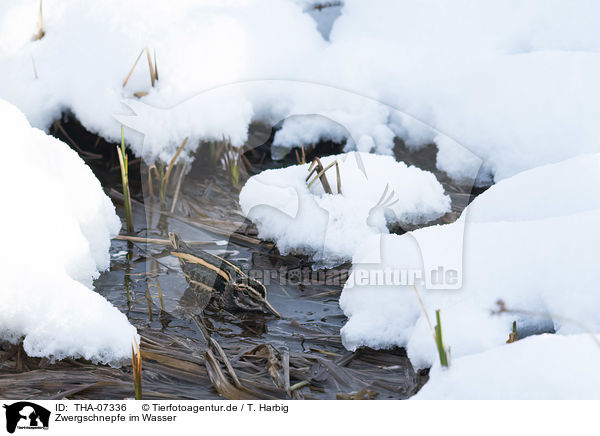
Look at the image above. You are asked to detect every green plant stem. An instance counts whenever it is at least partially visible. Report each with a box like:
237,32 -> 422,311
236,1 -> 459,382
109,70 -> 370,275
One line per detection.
117,126 -> 134,233
435,309 -> 449,367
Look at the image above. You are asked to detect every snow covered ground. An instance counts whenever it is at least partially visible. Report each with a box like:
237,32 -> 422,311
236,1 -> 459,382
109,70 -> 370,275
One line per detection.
413,334 -> 600,400
340,153 -> 600,369
239,151 -> 450,265
0,99 -> 137,364
0,0 -> 598,398
1,1 -> 599,183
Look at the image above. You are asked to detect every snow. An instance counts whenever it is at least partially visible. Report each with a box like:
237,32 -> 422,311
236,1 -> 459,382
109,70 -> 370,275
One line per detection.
1,1 -> 599,182
326,0 -> 600,182
339,153 -> 600,368
0,99 -> 137,364
0,0 -> 327,164
239,151 -> 450,265
412,334 -> 600,400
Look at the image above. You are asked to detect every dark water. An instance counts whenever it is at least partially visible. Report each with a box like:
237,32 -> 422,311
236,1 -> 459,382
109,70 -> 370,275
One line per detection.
87,195 -> 427,400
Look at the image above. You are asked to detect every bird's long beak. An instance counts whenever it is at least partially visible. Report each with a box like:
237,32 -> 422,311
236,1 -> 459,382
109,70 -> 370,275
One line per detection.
262,299 -> 282,318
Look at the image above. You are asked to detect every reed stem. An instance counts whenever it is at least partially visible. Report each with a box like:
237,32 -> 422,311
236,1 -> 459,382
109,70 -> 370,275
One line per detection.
434,309 -> 449,367
117,126 -> 134,233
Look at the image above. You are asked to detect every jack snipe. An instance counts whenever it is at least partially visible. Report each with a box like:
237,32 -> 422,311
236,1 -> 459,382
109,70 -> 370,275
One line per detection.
169,232 -> 280,317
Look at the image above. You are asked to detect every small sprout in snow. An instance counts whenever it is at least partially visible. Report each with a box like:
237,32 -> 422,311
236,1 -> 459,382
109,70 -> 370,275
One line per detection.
117,126 -> 134,233
435,309 -> 450,367
131,340 -> 142,400
507,321 -> 518,343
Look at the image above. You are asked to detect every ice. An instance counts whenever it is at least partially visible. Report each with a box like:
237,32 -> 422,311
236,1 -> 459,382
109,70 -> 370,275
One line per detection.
0,99 -> 137,364
339,154 -> 600,368
412,334 -> 600,400
239,151 -> 450,264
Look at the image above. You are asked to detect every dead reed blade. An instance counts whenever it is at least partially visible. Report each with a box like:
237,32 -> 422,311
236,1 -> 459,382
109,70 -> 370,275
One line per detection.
191,316 -> 243,389
122,47 -> 157,90
113,234 -> 212,246
335,160 -> 342,194
131,340 -> 142,400
209,337 -> 243,389
306,157 -> 342,194
507,321 -> 518,343
153,49 -> 159,81
155,137 -> 189,208
146,285 -> 153,321
204,349 -> 256,400
289,380 -> 309,392
145,47 -> 157,87
295,143 -> 306,165
122,49 -> 143,88
147,164 -> 156,198
52,120 -> 103,159
33,0 -> 44,40
156,280 -> 165,311
242,344 -> 287,392
211,138 -> 228,165
169,161 -> 188,213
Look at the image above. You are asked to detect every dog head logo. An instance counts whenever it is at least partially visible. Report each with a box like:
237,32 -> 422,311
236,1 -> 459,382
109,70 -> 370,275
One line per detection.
3,402 -> 50,433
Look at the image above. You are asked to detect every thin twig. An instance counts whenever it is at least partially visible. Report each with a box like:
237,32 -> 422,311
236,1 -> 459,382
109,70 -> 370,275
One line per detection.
145,47 -> 155,87
146,285 -> 153,322
170,161 -> 187,213
334,160 -> 342,194
114,234 -> 212,245
153,48 -> 158,81
290,380 -> 309,392
52,121 -> 103,159
122,49 -> 143,88
412,285 -> 435,335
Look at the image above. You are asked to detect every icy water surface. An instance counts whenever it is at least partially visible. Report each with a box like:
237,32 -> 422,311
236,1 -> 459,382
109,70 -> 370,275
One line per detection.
89,196 -> 428,399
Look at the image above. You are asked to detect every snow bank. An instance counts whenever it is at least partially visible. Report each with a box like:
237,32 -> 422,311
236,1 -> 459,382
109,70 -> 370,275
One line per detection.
0,99 -> 137,363
340,154 -> 600,367
2,1 -> 599,182
413,334 -> 600,400
239,152 -> 450,264
325,0 -> 600,182
0,0 -> 326,163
